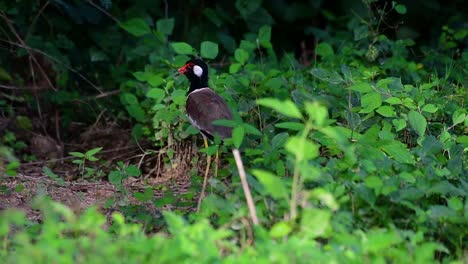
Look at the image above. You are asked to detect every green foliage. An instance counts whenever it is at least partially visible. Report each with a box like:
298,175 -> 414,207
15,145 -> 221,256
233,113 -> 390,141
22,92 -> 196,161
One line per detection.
0,0 -> 466,262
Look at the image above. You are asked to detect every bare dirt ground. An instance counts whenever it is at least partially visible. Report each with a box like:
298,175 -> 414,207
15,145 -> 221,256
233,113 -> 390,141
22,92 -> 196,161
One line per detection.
0,125 -> 203,222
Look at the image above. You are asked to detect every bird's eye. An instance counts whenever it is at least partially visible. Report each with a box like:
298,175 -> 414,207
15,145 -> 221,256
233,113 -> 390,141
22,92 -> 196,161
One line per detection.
193,65 -> 203,77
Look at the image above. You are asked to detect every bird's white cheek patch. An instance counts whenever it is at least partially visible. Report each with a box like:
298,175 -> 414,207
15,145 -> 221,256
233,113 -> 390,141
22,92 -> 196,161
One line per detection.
193,65 -> 203,77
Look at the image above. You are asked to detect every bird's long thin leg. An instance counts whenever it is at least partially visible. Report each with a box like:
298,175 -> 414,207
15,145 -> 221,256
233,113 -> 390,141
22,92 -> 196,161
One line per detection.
197,136 -> 211,212
214,148 -> 219,178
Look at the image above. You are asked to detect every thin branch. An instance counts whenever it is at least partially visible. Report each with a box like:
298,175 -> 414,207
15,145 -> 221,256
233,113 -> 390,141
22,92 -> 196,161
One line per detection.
0,11 -> 57,91
0,39 -> 104,94
232,148 -> 259,225
86,0 -> 121,24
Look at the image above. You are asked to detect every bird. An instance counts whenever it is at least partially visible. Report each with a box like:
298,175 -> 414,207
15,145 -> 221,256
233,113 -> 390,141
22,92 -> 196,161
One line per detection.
176,58 -> 259,224
177,57 -> 234,211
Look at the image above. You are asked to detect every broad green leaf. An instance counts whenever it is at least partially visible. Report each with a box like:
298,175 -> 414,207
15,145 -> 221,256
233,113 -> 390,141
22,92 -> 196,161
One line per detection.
315,43 -> 334,58
108,170 -> 123,186
251,169 -> 289,200
257,98 -> 303,119
269,221 -> 292,238
395,4 -> 407,14
146,88 -> 165,102
365,176 -> 383,190
126,104 -> 146,121
385,97 -> 402,105
120,18 -> 151,37
429,205 -> 457,219
242,123 -> 262,136
350,82 -> 373,93
234,48 -> 249,64
285,136 -> 319,162
258,25 -> 272,46
360,92 -> 382,113
392,119 -> 407,131
229,63 -> 242,74
200,41 -> 219,59
305,102 -> 328,127
232,126 -> 245,148
452,110 -> 466,125
121,93 -> 139,105
364,229 -> 402,253
125,165 -> 141,177
422,104 -> 438,113
301,208 -> 331,238
171,42 -> 194,55
156,18 -> 174,35
447,197 -> 463,211
310,68 -> 344,84
376,105 -> 395,117
381,141 -> 415,164
0,67 -> 12,81
408,110 -> 427,136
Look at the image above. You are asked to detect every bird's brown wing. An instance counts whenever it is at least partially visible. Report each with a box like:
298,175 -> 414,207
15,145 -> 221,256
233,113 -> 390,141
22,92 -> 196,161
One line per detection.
186,88 -> 233,139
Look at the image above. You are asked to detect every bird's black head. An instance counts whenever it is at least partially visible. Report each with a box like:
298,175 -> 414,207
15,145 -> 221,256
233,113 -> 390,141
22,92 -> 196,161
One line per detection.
177,58 -> 209,93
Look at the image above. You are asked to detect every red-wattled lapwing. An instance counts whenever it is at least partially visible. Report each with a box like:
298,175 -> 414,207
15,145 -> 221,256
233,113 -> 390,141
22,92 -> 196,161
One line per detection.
177,58 -> 259,223
177,58 -> 233,210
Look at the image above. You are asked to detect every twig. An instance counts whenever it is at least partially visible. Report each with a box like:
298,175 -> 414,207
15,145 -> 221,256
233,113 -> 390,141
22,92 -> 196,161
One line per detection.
86,0 -> 121,24
0,11 -> 57,91
232,148 -> 259,225
0,39 -> 103,94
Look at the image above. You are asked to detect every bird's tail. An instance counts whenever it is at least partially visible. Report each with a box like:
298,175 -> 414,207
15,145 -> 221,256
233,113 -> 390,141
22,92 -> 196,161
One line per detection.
232,148 -> 259,225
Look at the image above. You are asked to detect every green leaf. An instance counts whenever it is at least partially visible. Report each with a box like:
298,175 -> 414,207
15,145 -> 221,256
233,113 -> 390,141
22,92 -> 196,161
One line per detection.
125,165 -> 141,177
171,42 -> 194,55
305,102 -> 328,127
200,41 -> 219,59
275,122 -> 305,131
285,136 -> 319,162
146,88 -> 165,102
310,68 -> 344,84
0,67 -> 12,81
242,123 -> 262,136
156,18 -> 174,35
422,104 -> 438,113
232,126 -> 245,149
301,208 -> 331,238
108,170 -> 123,186
376,105 -> 395,117
257,98 -> 303,119
269,221 -> 292,238
392,119 -> 407,131
315,43 -> 334,58
134,188 -> 153,202
381,141 -> 415,164
385,97 -> 402,105
447,197 -> 463,211
229,63 -> 242,74
395,4 -> 407,14
69,152 -> 85,158
452,110 -> 466,125
120,18 -> 151,37
234,48 -> 249,64
408,110 -> 427,136
85,147 -> 103,158
42,166 -> 66,186
251,169 -> 289,200
349,82 -> 373,93
15,116 -> 33,130
360,92 -> 382,113
258,25 -> 271,46
365,176 -> 383,190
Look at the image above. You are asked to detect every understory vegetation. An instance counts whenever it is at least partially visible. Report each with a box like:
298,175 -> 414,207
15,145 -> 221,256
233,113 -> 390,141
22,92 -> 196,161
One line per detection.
0,0 -> 466,263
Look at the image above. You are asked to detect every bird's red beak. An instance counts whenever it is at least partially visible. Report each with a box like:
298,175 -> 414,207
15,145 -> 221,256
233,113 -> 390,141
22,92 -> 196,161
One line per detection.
177,62 -> 194,75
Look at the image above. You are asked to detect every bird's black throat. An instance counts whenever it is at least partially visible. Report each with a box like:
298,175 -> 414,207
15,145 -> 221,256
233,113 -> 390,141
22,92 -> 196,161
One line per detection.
187,77 -> 208,95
